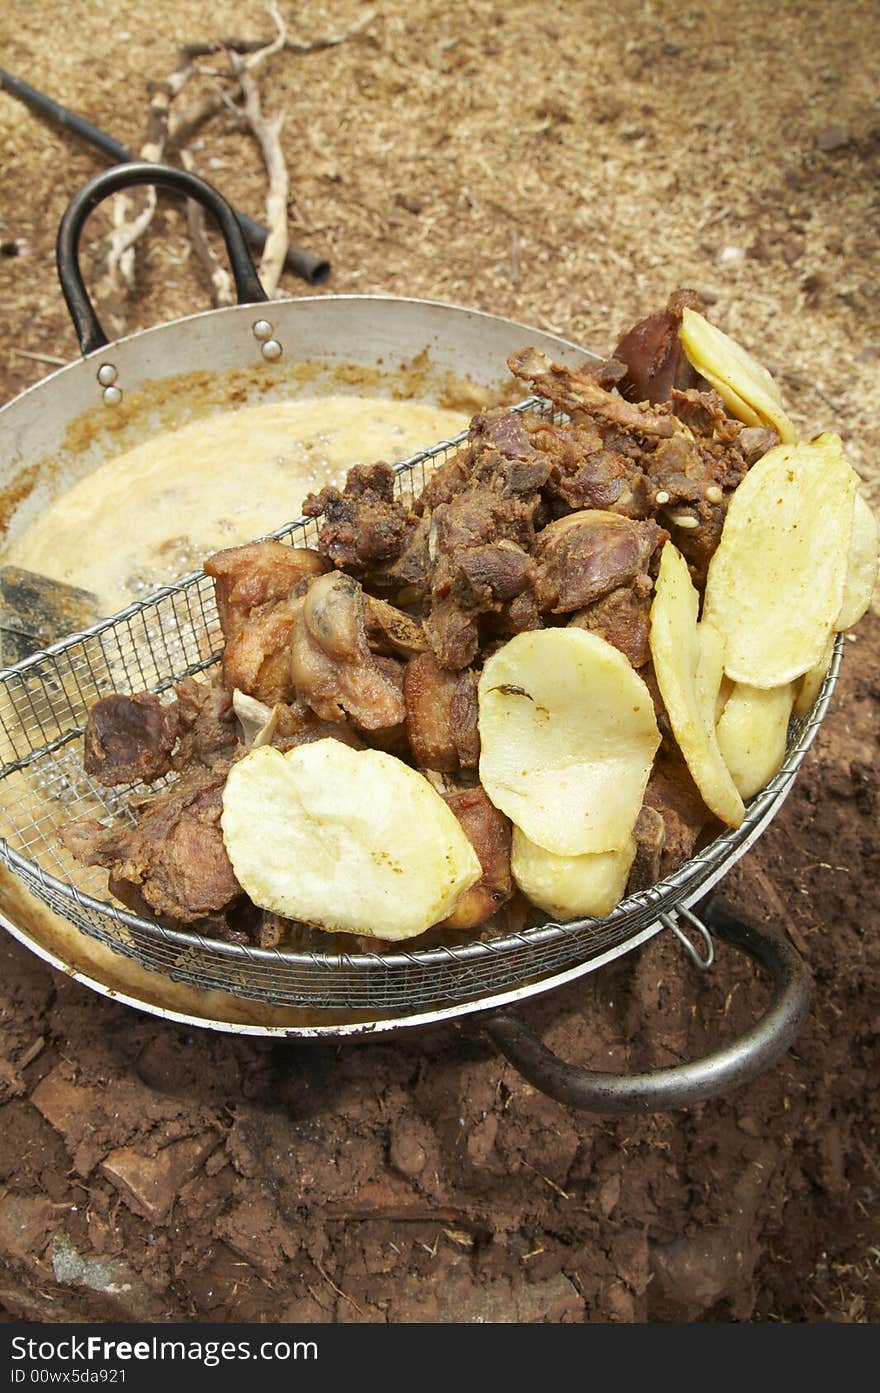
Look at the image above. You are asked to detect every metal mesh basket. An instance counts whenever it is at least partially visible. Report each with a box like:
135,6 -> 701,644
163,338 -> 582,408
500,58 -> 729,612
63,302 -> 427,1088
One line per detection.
0,406 -> 841,1015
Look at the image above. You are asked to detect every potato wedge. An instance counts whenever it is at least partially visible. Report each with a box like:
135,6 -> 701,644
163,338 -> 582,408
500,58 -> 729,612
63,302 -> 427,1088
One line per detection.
511,827 -> 636,921
221,740 -> 481,940
836,493 -> 879,630
702,434 -> 858,686
650,542 -> 745,827
716,680 -> 795,800
678,307 -> 796,443
793,632 -> 836,718
477,629 -> 659,857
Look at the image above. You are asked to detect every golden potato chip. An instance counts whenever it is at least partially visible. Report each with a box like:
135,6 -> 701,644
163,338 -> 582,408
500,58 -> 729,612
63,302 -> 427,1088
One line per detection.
836,493 -> 879,630
716,680 -> 795,800
477,629 -> 660,857
221,740 -> 481,940
679,307 -> 796,443
650,542 -> 745,827
792,632 -> 836,718
511,827 -> 636,921
702,434 -> 858,686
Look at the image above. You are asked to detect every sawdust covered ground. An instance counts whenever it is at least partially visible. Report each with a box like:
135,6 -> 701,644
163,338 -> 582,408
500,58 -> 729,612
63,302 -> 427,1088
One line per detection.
0,0 -> 878,1325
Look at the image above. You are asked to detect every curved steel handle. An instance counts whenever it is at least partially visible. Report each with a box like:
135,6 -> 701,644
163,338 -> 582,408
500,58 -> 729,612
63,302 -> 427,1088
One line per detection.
56,161 -> 270,355
482,900 -> 812,1115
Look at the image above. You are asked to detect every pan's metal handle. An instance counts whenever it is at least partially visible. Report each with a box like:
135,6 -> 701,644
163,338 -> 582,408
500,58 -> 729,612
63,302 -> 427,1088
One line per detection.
481,900 -> 811,1114
56,161 -> 270,355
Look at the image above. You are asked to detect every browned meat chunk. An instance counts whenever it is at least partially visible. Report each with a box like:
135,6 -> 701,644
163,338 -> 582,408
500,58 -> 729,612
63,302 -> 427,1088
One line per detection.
535,511 -> 664,614
626,805 -> 666,893
612,288 -> 706,404
403,652 -> 459,771
364,595 -> 429,657
450,669 -> 480,767
467,407 -> 534,458
83,693 -> 179,787
222,596 -> 303,705
424,597 -> 480,671
642,756 -> 713,880
568,580 -> 653,668
508,346 -> 675,439
736,424 -> 780,463
528,417 -> 645,515
440,784 -> 513,930
289,571 -> 405,730
172,675 -> 237,770
206,541 -> 327,704
303,461 -> 417,572
403,653 -> 480,771
207,540 -> 326,634
61,764 -> 241,923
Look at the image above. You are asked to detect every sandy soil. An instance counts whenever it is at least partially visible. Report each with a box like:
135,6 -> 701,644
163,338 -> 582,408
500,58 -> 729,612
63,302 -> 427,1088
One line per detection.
0,0 -> 878,1324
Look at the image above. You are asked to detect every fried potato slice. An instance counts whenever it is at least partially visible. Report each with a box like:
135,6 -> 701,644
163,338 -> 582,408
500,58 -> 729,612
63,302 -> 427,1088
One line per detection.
221,740 -> 481,940
477,629 -> 659,857
511,827 -> 637,921
702,434 -> 858,686
836,493 -> 879,630
650,542 -> 745,827
678,307 -> 796,443
715,680 -> 795,800
793,632 -> 836,718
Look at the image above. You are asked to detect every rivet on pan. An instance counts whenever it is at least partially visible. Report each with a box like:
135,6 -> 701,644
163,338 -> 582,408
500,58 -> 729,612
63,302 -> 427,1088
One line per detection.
261,339 -> 283,361
252,319 -> 274,341
101,385 -> 123,406
96,363 -> 117,386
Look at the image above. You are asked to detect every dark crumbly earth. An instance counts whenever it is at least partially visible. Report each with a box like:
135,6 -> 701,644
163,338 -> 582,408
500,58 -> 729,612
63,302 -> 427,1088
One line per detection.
0,0 -> 878,1325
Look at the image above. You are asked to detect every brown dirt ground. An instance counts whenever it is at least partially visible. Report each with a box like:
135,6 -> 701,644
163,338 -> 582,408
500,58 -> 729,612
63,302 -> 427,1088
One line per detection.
0,0 -> 878,1325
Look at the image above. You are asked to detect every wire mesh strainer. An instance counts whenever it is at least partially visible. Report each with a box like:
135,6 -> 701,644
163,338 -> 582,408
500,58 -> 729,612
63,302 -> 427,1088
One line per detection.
0,405 -> 842,1016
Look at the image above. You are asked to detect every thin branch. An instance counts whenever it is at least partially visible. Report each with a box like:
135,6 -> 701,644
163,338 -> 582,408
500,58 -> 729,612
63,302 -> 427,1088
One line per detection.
179,147 -> 235,306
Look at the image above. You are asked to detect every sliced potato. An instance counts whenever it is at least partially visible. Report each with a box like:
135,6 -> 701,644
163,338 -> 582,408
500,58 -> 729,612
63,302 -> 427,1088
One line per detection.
716,680 -> 795,800
477,629 -> 659,857
793,632 -> 836,718
511,827 -> 636,921
702,434 -> 858,686
836,493 -> 879,630
221,740 -> 481,940
678,307 -> 796,443
650,542 -> 745,827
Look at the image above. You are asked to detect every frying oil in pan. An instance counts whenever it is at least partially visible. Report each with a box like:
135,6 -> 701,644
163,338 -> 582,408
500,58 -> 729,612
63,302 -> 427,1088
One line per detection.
3,395 -> 466,615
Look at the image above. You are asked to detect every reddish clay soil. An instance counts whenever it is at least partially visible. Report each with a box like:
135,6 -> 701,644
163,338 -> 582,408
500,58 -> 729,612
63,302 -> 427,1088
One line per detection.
0,0 -> 878,1325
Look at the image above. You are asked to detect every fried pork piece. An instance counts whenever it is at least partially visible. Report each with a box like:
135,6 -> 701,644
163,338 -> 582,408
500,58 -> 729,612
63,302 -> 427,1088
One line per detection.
289,570 -> 405,730
302,461 -> 418,572
61,763 -> 242,924
423,446 -> 547,669
364,595 -> 429,657
207,540 -> 327,632
83,693 -> 179,787
206,541 -> 327,704
612,288 -> 707,404
439,783 -> 513,930
525,417 -> 652,517
535,511 -> 664,614
641,755 -> 713,881
403,652 -> 480,771
568,581 -> 653,669
173,675 -> 238,770
509,346 -> 676,439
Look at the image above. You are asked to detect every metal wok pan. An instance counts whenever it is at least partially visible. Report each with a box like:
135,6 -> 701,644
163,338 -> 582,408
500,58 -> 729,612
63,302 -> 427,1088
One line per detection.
0,164 -> 819,1113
